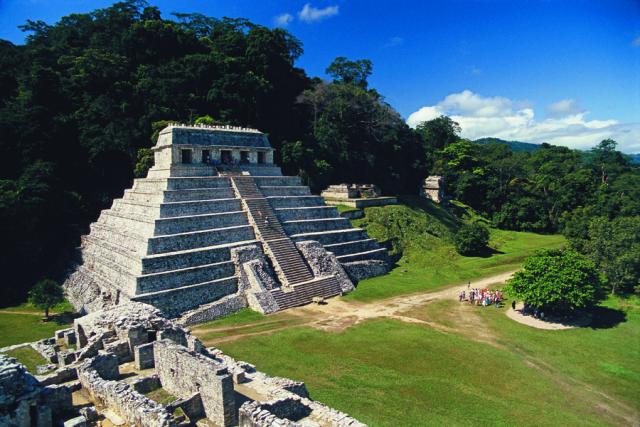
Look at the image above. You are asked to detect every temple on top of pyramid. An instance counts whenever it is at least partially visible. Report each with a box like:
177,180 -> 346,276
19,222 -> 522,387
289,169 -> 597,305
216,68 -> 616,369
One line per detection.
64,123 -> 390,324
149,123 -> 281,178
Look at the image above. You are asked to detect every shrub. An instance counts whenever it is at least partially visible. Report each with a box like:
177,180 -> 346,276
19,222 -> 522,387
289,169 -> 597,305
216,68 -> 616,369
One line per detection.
504,249 -> 603,313
454,222 -> 489,255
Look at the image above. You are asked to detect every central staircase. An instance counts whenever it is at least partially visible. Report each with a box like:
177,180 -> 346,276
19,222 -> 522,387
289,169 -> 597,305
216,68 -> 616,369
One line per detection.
231,176 -> 341,308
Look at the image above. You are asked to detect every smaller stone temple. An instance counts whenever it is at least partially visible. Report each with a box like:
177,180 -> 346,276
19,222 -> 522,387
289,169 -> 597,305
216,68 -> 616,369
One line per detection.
420,176 -> 445,204
321,184 -> 397,208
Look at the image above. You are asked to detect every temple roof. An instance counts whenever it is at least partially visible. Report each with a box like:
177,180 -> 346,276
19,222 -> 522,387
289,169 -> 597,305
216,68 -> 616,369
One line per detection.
158,124 -> 272,149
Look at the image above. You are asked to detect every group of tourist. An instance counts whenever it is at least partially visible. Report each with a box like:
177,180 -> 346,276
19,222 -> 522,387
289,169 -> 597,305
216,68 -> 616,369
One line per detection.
458,285 -> 503,307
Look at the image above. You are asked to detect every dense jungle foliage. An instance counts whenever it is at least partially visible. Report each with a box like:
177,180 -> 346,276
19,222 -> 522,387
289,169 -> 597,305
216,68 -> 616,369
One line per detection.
0,1 -> 638,303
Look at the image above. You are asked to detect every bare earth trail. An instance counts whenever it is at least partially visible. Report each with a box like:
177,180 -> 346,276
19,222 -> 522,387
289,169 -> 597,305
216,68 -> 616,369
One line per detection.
193,270 -> 515,340
193,271 -> 639,425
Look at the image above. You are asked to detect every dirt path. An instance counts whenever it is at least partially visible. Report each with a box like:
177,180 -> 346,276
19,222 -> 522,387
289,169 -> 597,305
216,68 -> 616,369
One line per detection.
297,270 -> 515,332
194,270 -> 516,340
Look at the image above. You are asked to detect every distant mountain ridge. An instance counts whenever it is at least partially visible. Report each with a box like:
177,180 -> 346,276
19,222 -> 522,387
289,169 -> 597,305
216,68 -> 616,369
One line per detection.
473,137 -> 541,152
473,138 -> 640,163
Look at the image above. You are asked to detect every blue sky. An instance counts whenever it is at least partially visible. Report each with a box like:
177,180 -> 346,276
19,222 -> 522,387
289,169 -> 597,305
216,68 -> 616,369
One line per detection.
1,0 -> 639,151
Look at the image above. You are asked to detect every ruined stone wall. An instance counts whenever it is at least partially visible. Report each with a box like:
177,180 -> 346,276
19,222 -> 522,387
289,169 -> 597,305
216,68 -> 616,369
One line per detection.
296,240 -> 354,293
154,340 -> 237,427
77,354 -> 175,427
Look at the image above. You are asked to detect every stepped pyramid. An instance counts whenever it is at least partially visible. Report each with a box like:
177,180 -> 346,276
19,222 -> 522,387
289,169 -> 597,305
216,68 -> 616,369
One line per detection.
64,124 -> 389,321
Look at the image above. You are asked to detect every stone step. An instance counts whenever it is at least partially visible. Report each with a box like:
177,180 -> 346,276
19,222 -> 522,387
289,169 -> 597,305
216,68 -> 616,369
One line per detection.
89,223 -> 149,256
163,188 -> 235,202
253,176 -> 302,187
290,228 -> 369,245
336,248 -> 389,263
154,211 -> 249,235
147,225 -> 256,255
282,218 -> 352,235
266,196 -> 325,209
97,210 -> 156,235
131,276 -> 239,318
110,199 -> 160,218
82,235 -> 143,274
141,240 -> 258,274
132,178 -> 167,193
271,277 -> 341,310
136,261 -> 235,294
275,206 -> 340,221
166,177 -> 231,190
80,251 -> 137,295
259,186 -> 311,197
323,239 -> 381,257
160,198 -> 242,218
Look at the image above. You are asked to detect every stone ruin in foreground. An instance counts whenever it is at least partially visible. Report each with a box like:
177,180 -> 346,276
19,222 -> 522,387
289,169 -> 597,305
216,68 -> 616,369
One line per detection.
64,124 -> 389,323
0,302 -> 366,426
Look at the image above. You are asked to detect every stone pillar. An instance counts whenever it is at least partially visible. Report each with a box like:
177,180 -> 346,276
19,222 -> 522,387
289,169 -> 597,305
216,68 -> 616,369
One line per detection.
265,150 -> 274,164
248,151 -> 258,164
231,150 -> 241,162
134,343 -> 155,370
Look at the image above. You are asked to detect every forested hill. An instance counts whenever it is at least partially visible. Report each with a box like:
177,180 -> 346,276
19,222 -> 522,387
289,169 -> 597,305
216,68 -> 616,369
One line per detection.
1,1 -> 639,303
474,137 -> 540,153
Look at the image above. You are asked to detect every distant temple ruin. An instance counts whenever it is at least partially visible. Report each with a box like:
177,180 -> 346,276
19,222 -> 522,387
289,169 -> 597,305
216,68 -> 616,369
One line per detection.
64,124 -> 389,323
321,184 -> 397,208
420,176 -> 445,204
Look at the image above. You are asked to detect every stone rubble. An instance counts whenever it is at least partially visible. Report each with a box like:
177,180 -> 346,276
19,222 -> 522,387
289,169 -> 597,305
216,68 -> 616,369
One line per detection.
1,301 -> 368,427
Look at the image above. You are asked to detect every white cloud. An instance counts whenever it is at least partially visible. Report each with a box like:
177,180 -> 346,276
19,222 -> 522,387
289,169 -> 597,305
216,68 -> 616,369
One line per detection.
546,99 -> 583,117
298,3 -> 339,23
407,90 -> 640,153
383,36 -> 404,48
274,13 -> 294,27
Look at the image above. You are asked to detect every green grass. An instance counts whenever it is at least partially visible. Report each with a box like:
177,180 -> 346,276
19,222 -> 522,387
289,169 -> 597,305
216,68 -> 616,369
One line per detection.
334,204 -> 360,214
0,299 -> 74,314
215,297 -> 639,427
5,346 -> 50,373
346,227 -> 565,302
0,312 -> 72,347
194,308 -> 266,329
344,197 -> 564,302
145,387 -> 177,405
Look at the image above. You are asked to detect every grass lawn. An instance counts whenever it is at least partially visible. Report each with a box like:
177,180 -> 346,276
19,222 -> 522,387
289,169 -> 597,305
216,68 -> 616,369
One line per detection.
5,346 -> 50,373
0,302 -> 74,347
145,387 -> 177,405
346,230 -> 565,302
213,296 -> 639,426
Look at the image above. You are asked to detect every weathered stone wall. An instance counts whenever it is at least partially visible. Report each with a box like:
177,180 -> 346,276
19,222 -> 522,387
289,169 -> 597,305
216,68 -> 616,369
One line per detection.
154,340 -> 237,427
343,260 -> 390,283
296,241 -> 354,293
77,354 -> 175,427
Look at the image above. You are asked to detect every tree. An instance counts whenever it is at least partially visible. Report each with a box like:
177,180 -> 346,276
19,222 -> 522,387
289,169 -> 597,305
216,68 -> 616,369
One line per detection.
577,216 -> 640,295
415,116 -> 461,151
325,57 -> 372,88
454,222 -> 489,255
505,249 -> 603,313
28,279 -> 64,320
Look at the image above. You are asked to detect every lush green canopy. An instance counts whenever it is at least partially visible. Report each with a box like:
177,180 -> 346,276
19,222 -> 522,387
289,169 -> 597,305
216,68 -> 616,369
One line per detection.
505,249 -> 603,313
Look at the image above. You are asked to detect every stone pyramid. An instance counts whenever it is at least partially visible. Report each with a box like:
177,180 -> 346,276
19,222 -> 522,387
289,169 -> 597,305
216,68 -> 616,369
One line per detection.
64,124 -> 389,322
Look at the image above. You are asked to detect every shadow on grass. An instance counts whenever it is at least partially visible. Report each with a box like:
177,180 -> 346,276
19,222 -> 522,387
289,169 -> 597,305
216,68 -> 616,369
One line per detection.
473,245 -> 506,258
43,311 -> 79,325
588,306 -> 627,330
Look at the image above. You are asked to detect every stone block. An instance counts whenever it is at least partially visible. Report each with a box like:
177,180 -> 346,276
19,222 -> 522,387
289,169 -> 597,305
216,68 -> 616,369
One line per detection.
104,340 -> 132,363
63,415 -> 87,427
134,343 -> 155,370
63,330 -> 77,346
79,406 -> 99,422
91,353 -> 119,380
36,405 -> 52,427
57,350 -> 77,367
